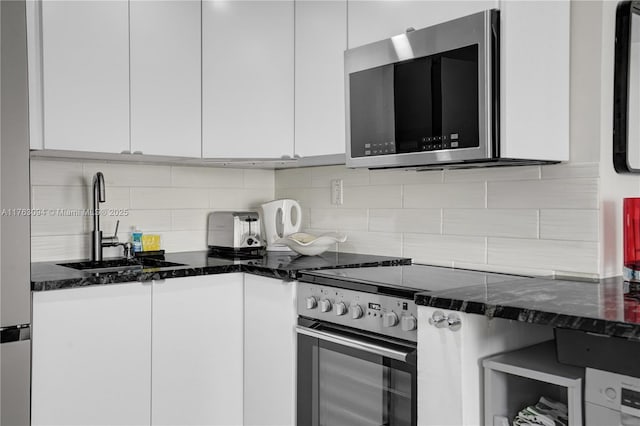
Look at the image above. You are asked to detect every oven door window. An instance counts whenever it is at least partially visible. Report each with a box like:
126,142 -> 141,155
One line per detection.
298,333 -> 416,426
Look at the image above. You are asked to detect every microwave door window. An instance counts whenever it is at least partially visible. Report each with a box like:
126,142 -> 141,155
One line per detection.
349,66 -> 395,158
439,45 -> 479,149
394,58 -> 432,153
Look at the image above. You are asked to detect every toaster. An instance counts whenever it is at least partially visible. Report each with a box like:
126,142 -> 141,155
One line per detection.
207,211 -> 263,250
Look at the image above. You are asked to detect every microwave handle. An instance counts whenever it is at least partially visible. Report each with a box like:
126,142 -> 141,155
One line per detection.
296,325 -> 411,362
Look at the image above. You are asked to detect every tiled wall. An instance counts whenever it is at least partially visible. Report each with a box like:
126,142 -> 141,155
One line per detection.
31,158 -> 601,277
30,159 -> 275,261
275,163 -> 600,277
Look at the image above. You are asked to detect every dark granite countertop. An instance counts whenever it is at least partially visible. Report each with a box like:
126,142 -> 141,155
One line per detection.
31,251 -> 411,291
415,275 -> 640,339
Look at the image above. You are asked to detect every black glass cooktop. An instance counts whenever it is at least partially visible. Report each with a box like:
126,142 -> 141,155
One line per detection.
298,264 -> 532,299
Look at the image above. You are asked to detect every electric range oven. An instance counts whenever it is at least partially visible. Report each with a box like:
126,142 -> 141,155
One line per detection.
297,264 -> 527,426
296,274 -> 420,426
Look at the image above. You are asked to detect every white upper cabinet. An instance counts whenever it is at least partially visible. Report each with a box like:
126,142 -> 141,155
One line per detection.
347,1 -> 499,49
202,0 -> 294,158
294,0 -> 347,158
499,0 -> 570,161
130,0 -> 202,158
40,0 -> 130,154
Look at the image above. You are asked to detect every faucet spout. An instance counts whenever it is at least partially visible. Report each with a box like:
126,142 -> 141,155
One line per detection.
91,172 -> 106,262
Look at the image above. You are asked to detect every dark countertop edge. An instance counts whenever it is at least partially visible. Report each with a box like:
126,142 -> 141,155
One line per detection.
416,293 -> 640,340
31,255 -> 412,292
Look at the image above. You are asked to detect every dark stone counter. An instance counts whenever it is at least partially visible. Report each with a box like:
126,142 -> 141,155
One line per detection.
415,275 -> 640,339
31,251 -> 411,291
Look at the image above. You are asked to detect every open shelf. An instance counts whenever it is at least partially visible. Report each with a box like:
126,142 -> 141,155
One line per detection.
483,340 -> 585,426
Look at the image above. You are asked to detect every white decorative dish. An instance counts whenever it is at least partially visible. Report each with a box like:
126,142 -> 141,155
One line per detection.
274,232 -> 347,256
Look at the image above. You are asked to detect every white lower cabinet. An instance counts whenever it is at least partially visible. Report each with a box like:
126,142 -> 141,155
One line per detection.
417,306 -> 554,426
243,275 -> 297,426
32,274 -> 245,426
32,282 -> 152,426
152,274 -> 244,426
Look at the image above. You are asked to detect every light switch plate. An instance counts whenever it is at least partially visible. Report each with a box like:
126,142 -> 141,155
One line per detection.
331,179 -> 343,205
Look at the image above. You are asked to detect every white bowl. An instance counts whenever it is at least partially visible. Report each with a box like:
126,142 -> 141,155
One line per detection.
274,232 -> 347,256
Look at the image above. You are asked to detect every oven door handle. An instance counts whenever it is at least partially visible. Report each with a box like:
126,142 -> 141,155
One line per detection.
296,325 -> 412,362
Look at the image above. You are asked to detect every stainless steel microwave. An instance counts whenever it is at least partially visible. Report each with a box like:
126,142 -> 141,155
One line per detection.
345,9 -> 517,170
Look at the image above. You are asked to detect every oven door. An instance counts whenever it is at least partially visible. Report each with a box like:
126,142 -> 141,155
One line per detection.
297,318 -> 417,426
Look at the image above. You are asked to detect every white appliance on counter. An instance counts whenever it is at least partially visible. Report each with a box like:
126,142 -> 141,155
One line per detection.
260,199 -> 302,251
1,0 -> 32,424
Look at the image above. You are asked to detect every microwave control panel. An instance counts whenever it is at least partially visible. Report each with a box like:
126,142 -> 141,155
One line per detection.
297,282 -> 418,342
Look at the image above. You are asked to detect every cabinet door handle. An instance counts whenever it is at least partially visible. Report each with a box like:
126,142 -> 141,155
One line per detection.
447,313 -> 461,331
428,310 -> 448,328
429,311 -> 462,331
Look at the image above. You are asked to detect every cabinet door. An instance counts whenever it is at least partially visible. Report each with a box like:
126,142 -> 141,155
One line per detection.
152,274 -> 244,426
41,0 -> 129,153
499,0 -> 570,161
417,306 -> 554,426
347,1 -> 498,49
294,0 -> 347,158
32,283 -> 152,426
202,0 -> 294,158
244,275 -> 297,426
130,0 -> 201,158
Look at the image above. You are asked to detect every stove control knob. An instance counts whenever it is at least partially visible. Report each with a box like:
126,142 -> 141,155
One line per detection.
401,315 -> 417,331
351,304 -> 364,319
383,311 -> 399,328
335,302 -> 347,316
306,296 -> 318,310
320,299 -> 332,313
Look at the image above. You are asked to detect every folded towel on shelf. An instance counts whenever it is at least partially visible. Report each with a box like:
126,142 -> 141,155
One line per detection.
512,396 -> 569,426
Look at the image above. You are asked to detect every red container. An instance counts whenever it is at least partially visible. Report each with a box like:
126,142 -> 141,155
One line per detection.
624,198 -> 640,282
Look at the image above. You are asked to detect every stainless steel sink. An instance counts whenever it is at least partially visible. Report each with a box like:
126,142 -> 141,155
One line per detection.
58,257 -> 186,273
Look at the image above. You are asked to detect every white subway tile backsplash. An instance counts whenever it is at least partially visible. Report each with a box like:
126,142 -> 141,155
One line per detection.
32,186 -> 88,210
369,169 -> 443,186
115,210 -> 172,234
31,158 -> 602,277
311,165 -> 370,188
541,162 -> 599,179
274,168 -> 312,189
132,187 -> 209,210
488,178 -> 598,209
403,182 -> 485,209
310,209 -> 368,231
443,209 -> 538,238
31,235 -> 88,262
91,187 -> 131,210
31,160 -> 85,186
487,238 -> 598,274
83,162 -> 172,187
450,261 -> 556,278
444,166 -> 540,183
343,185 -> 402,209
161,230 -> 207,253
337,231 -> 403,257
171,166 -> 244,188
404,234 -> 486,264
31,160 -> 276,261
31,214 -> 86,237
171,209 -> 211,231
209,188 -> 273,210
369,209 -> 441,234
275,187 -> 334,209
539,209 -> 598,242
243,169 -> 276,189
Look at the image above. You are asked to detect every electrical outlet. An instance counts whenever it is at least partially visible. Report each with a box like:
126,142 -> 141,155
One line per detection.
331,179 -> 343,205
